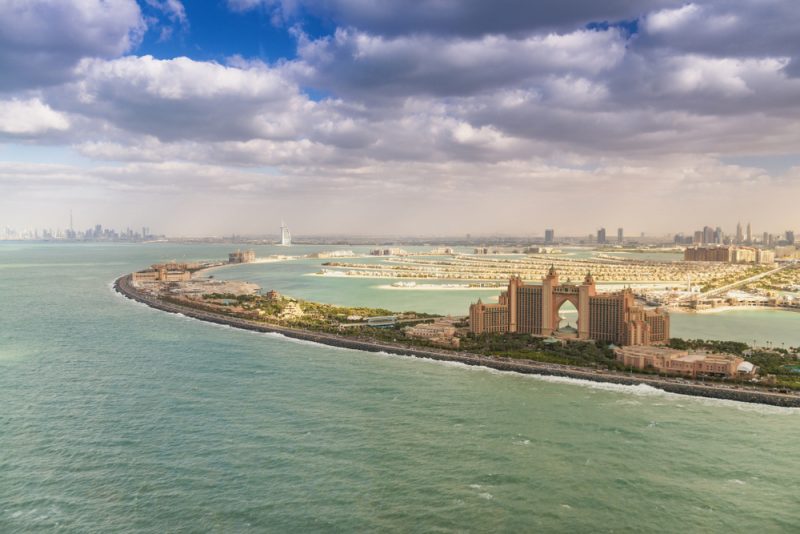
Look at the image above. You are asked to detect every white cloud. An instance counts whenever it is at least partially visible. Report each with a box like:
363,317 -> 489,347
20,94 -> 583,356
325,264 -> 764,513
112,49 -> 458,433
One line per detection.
293,27 -> 626,98
3,0 -> 800,234
145,0 -> 187,24
0,0 -> 145,91
228,0 -> 681,36
644,4 -> 700,33
0,98 -> 69,135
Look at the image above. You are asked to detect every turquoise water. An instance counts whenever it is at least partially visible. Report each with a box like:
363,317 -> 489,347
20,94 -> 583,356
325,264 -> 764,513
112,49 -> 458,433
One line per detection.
1,243 -> 799,532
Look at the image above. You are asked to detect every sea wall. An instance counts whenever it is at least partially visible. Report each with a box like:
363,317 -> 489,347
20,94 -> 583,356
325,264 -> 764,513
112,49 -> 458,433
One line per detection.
114,275 -> 800,408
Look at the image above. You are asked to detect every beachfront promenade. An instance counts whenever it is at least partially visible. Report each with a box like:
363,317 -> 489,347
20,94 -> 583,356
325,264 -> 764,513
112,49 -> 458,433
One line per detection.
115,274 -> 800,408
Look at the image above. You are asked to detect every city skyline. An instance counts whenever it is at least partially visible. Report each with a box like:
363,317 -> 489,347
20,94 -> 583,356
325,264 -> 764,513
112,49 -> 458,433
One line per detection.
5,218 -> 797,243
2,1 -> 800,235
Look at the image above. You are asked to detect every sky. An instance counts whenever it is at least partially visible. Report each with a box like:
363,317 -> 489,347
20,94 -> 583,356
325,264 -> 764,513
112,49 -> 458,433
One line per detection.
1,0 -> 799,237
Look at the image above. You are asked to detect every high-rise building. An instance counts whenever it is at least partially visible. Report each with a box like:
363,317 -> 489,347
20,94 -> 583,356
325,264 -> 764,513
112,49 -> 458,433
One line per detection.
746,222 -> 752,244
684,245 -> 772,264
703,226 -> 714,244
544,228 -> 554,244
786,231 -> 795,245
735,222 -> 743,244
714,227 -> 722,244
597,228 -> 606,245
280,220 -> 291,246
468,269 -> 669,346
617,227 -> 624,244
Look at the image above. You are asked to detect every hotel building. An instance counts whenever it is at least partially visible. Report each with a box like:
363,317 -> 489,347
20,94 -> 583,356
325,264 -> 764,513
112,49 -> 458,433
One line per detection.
614,346 -> 755,378
469,267 -> 669,346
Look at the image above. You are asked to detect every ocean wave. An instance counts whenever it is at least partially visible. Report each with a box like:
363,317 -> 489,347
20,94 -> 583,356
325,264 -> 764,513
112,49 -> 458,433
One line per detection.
255,331 -> 355,352
373,352 -> 800,413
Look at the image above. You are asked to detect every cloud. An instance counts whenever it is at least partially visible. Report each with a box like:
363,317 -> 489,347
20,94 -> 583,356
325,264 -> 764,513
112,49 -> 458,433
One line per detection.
644,3 -> 701,33
292,27 -> 626,98
0,98 -> 69,135
3,0 -> 800,234
229,0 -> 681,36
61,55 -> 305,142
0,0 -> 146,91
145,0 -> 188,25
637,0 -> 800,72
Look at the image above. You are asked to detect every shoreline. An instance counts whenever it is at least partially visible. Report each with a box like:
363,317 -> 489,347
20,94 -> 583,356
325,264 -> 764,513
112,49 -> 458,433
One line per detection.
669,305 -> 800,315
113,274 -> 800,408
376,284 -> 504,291
309,271 -> 683,286
194,256 -> 295,277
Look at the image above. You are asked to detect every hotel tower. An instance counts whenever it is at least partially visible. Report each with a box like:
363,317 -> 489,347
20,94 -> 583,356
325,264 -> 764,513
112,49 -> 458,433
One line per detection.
469,267 -> 669,346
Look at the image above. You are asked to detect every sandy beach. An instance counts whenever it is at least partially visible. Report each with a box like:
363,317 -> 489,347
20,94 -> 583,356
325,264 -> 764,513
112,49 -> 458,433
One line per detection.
376,284 -> 504,291
194,256 -> 295,277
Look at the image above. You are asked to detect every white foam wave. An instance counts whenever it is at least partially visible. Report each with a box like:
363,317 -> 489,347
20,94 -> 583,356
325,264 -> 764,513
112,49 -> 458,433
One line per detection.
372,352 -> 800,413
255,331 -> 355,352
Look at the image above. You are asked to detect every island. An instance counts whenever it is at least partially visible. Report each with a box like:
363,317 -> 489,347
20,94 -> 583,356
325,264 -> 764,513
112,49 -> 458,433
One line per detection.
114,259 -> 800,407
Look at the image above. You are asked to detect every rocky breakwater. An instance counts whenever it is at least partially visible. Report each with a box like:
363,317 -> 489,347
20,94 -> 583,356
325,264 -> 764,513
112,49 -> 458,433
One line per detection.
114,274 -> 800,408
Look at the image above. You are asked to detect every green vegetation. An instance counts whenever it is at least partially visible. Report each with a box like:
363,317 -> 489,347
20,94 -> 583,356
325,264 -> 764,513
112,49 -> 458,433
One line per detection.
171,291 -> 436,335
460,334 -> 623,369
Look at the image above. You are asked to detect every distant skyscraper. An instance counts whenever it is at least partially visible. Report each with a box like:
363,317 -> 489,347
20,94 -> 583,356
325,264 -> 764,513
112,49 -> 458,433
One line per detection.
280,220 -> 292,246
544,228 -> 554,244
714,227 -> 722,244
746,222 -> 752,244
735,222 -> 743,244
702,226 -> 714,244
597,227 -> 606,245
617,227 -> 623,244
786,231 -> 795,245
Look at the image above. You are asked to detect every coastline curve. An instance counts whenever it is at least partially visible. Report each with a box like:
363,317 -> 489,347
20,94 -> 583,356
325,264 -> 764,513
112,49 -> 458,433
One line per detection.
113,274 -> 800,408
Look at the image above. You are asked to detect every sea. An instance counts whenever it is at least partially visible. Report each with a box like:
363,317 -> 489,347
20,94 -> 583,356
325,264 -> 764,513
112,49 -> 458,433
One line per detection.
1,243 -> 799,532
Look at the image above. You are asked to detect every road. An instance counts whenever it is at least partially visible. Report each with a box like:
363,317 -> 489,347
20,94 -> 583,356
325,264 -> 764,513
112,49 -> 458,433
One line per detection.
678,262 -> 795,302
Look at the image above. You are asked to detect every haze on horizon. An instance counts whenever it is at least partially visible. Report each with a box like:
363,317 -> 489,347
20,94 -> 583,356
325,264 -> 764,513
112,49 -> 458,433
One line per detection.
1,0 -> 799,237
